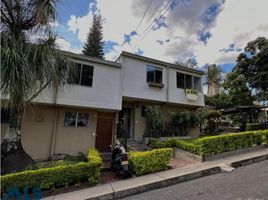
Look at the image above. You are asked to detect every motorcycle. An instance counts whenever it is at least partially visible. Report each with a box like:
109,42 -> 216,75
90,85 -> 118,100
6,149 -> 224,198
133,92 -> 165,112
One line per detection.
110,140 -> 130,179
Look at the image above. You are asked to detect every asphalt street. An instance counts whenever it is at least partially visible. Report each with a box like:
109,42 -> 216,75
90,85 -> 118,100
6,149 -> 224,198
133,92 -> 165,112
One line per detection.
119,160 -> 268,200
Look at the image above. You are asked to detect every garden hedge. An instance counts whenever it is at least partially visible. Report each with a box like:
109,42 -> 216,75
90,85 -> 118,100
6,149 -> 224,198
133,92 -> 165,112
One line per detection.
195,130 -> 268,156
129,148 -> 173,176
1,149 -> 102,193
148,130 -> 268,157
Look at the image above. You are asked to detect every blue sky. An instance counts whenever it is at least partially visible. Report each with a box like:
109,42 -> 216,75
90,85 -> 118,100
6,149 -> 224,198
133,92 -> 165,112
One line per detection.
54,0 -> 268,72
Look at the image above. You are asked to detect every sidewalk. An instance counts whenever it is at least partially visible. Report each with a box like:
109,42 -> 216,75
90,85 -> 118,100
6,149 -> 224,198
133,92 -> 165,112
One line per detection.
43,148 -> 268,200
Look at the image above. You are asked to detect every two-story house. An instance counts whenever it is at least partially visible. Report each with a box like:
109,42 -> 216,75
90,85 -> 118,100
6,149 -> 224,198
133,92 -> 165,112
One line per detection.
1,51 -> 204,161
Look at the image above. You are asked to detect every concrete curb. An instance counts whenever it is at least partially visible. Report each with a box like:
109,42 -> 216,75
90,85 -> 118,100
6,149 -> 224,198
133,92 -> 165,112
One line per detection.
230,154 -> 268,168
43,151 -> 268,200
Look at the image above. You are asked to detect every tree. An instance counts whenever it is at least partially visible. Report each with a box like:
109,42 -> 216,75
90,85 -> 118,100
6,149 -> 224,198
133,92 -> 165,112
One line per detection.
222,69 -> 255,107
82,14 -> 104,58
236,37 -> 268,92
205,93 -> 230,108
204,64 -> 222,96
1,0 -> 75,174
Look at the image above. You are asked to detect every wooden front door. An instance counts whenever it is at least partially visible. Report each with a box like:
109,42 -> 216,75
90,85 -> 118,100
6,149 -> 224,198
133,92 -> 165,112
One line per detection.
95,118 -> 113,152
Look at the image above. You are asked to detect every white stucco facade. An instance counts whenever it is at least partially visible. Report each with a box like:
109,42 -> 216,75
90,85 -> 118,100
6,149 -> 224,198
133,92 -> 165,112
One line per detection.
121,56 -> 168,102
2,51 -> 204,110
56,60 -> 122,110
33,53 -> 122,111
119,52 -> 205,107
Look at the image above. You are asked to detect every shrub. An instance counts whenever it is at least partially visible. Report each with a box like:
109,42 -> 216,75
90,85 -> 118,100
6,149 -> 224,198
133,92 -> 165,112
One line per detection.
195,130 -> 267,156
64,152 -> 87,162
1,149 -> 102,193
261,130 -> 268,144
87,148 -> 102,164
144,106 -> 164,137
148,138 -> 177,149
164,138 -> 177,148
147,139 -> 165,149
169,110 -> 197,136
148,130 -> 268,157
176,140 -> 199,155
129,148 -> 173,176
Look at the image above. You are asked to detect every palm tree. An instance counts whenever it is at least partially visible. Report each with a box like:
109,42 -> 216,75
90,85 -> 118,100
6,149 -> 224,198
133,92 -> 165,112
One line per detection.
205,64 -> 222,96
1,0 -> 75,174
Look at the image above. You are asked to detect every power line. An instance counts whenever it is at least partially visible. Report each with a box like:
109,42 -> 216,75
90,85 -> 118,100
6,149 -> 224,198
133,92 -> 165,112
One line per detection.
121,0 -> 154,48
131,0 -> 171,52
134,0 -> 154,32
141,0 -> 171,35
130,0 -> 164,51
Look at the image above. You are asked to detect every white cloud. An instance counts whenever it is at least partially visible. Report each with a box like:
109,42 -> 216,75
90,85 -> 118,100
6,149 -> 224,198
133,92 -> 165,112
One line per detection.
56,38 -> 81,54
63,0 -> 268,65
195,0 -> 268,66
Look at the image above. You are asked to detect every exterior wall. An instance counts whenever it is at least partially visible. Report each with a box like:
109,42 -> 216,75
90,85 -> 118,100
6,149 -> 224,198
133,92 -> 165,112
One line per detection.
122,56 -> 204,107
32,87 -> 56,104
122,57 -> 168,102
21,105 -> 55,160
54,107 -> 98,156
1,105 -> 115,161
133,103 -> 147,141
168,68 -> 205,107
56,60 -> 122,110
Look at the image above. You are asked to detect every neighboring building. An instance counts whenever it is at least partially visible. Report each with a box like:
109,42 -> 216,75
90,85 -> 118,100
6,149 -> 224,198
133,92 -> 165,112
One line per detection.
207,82 -> 220,96
1,51 -> 204,160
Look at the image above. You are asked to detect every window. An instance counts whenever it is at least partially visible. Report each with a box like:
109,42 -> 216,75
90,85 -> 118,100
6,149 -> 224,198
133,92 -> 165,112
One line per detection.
69,63 -> 94,87
194,76 -> 201,91
146,65 -> 162,84
176,73 -> 185,89
64,112 -> 89,127
176,73 -> 202,92
1,108 -> 10,123
141,106 -> 148,117
185,74 -> 192,89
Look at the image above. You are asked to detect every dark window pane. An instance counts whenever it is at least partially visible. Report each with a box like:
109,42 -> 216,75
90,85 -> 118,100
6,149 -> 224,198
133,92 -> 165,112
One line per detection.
64,112 -> 76,126
147,65 -> 155,82
186,74 -> 192,89
1,108 -> 10,123
81,65 -> 94,86
77,113 -> 89,126
194,76 -> 201,91
141,106 -> 148,117
68,63 -> 81,84
155,69 -> 162,84
177,73 -> 185,89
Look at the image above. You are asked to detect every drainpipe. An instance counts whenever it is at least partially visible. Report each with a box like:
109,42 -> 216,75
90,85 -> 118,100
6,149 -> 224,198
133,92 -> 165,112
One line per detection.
166,65 -> 170,103
50,86 -> 59,157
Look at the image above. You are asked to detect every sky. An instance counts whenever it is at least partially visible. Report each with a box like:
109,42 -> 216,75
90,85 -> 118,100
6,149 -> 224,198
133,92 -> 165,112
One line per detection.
54,0 -> 268,72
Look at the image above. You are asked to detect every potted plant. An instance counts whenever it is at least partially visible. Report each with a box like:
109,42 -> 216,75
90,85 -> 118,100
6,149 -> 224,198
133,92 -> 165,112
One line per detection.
185,89 -> 198,101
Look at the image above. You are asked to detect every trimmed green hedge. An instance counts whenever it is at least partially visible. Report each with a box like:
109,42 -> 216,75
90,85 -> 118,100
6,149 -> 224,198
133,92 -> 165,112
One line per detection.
176,140 -> 199,155
129,148 -> 173,176
195,130 -> 266,156
148,138 -> 177,149
1,149 -> 102,192
148,130 -> 268,157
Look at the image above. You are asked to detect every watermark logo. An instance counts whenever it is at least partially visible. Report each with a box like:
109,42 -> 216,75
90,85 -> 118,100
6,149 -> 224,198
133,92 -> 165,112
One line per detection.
2,186 -> 41,200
